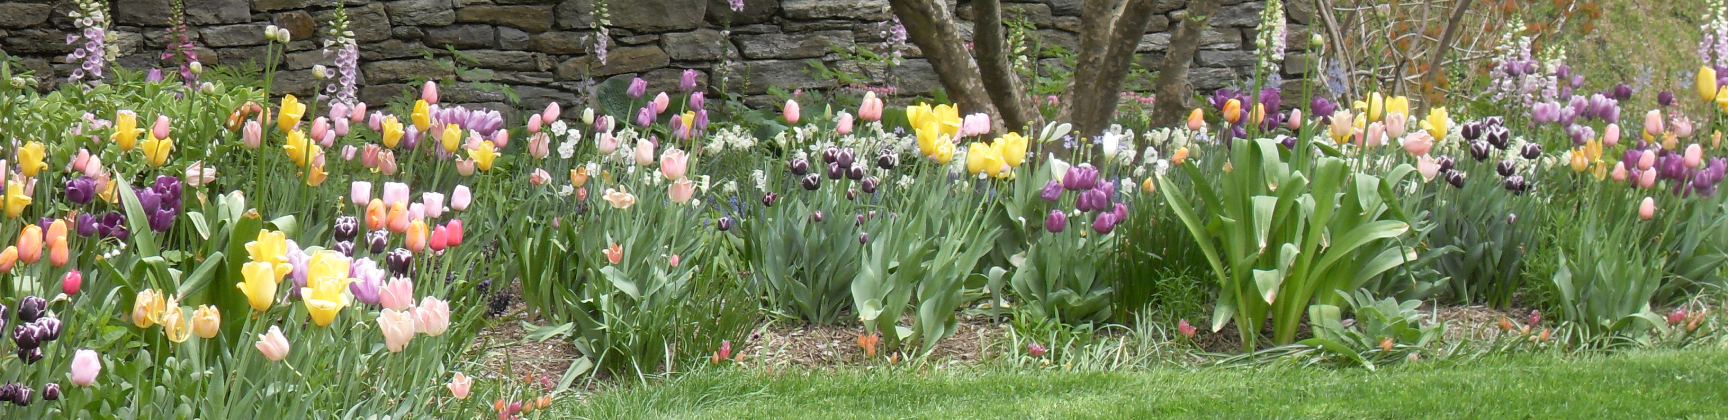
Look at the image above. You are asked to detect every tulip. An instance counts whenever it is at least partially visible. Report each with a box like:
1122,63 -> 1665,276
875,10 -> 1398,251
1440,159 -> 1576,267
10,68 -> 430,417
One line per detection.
237,261 -> 281,312
0,246 -> 14,273
17,142 -> 46,177
1675,117 -> 1696,138
256,326 -> 290,361
859,92 -> 884,122
661,148 -> 690,180
57,269 -> 82,296
302,251 -> 353,326
70,349 -> 100,386
1701,66 -> 1719,102
1645,110 -> 1664,137
380,116 -> 404,148
378,308 -> 417,352
348,181 -> 374,206
422,80 -> 439,104
1639,150 -> 1657,170
1604,123 -> 1620,147
603,243 -> 624,264
1178,319 -> 1197,337
311,117 -> 329,143
1364,122 -> 1385,148
405,219 -> 428,254
1686,144 -> 1704,169
783,99 -> 801,124
451,185 -> 473,211
635,139 -> 657,166
1640,197 -> 1656,220
160,306 -> 192,343
1640,168 -> 1658,188
113,110 -> 144,150
439,124 -> 461,153
447,372 -> 472,399
652,92 -> 670,115
446,220 -> 464,246
627,77 -> 648,98
1612,161 -> 1629,181
1221,99 -> 1242,124
836,111 -> 854,135
16,225 -> 41,264
668,177 -> 697,204
469,141 -> 499,171
278,95 -> 306,132
140,134 -> 174,167
1417,155 -> 1441,182
1045,209 -> 1067,233
191,305 -> 220,339
1329,109 -> 1354,144
414,296 -> 451,336
601,189 -> 635,209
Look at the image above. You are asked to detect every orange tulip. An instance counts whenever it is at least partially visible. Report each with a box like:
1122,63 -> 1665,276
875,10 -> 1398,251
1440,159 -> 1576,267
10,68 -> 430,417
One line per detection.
1222,99 -> 1242,124
405,219 -> 428,253
1186,108 -> 1205,131
49,239 -> 68,267
387,202 -> 409,233
365,199 -> 386,231
17,225 -> 42,264
602,243 -> 623,264
0,246 -> 16,273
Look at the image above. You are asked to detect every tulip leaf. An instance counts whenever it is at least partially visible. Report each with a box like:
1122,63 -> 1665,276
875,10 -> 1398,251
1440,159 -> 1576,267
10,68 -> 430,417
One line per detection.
188,211 -> 210,240
1298,337 -> 1373,370
1253,269 -> 1282,304
175,251 -> 225,298
117,180 -> 160,258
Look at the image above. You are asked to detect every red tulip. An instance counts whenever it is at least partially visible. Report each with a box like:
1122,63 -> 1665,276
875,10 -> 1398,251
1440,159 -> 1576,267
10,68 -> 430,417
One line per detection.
62,270 -> 82,295
430,225 -> 449,252
446,220 -> 464,246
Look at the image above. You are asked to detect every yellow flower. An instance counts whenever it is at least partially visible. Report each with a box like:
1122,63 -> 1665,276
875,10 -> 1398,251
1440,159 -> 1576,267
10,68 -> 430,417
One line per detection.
246,230 -> 294,274
916,121 -> 942,158
1353,92 -> 1385,122
905,104 -> 932,130
1569,150 -> 1589,172
140,134 -> 173,167
1583,138 -> 1603,162
16,141 -> 46,177
278,94 -> 306,133
1385,96 -> 1410,121
161,306 -> 191,343
932,104 -> 962,139
932,141 -> 955,164
469,141 -> 499,172
5,180 -> 31,218
302,250 -> 354,327
284,130 -> 313,167
1420,107 -> 1449,140
1222,99 -> 1242,124
411,99 -> 432,132
441,124 -> 462,153
382,116 -> 404,149
306,163 -> 328,186
1701,66 -> 1719,103
237,261 -> 281,312
191,305 -> 221,339
966,142 -> 991,175
131,289 -> 167,328
1716,86 -> 1728,113
112,110 -> 144,151
996,132 -> 1028,167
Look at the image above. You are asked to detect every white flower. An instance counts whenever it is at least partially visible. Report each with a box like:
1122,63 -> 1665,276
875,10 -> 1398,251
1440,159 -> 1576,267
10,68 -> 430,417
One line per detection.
558,185 -> 574,196
550,119 -> 569,137
722,180 -> 738,194
557,138 -> 577,160
752,169 -> 768,192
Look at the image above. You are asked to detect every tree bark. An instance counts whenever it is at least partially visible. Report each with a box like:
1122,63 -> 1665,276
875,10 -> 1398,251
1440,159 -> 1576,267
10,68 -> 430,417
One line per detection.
973,0 -> 1036,134
1068,0 -> 1161,138
1149,0 -> 1225,127
887,0 -> 1001,128
1426,0 -> 1473,96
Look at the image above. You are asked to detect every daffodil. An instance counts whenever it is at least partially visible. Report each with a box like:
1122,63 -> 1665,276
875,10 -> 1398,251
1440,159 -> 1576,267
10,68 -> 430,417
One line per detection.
5,180 -> 31,218
412,99 -> 432,132
16,142 -> 45,177
238,261 -> 281,312
469,141 -> 499,171
278,94 -> 306,133
140,134 -> 173,167
1420,107 -> 1449,140
112,110 -> 144,150
302,250 -> 353,327
382,116 -> 404,148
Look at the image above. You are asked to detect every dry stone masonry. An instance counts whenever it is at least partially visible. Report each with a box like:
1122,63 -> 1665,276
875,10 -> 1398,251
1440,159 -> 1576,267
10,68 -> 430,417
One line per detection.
0,0 -> 1312,119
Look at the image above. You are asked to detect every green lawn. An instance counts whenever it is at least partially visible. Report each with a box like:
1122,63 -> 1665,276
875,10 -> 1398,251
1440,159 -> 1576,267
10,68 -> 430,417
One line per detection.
556,350 -> 1728,419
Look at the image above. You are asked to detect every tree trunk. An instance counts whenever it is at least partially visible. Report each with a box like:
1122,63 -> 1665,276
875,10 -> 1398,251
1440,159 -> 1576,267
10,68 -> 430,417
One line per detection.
1426,0 -> 1473,98
887,0 -> 1002,129
1068,0 -> 1161,138
973,0 -> 1036,134
1149,0 -> 1225,128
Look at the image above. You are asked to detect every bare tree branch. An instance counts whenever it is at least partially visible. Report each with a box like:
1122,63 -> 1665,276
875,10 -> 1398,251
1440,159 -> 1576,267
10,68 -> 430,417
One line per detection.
1149,0 -> 1225,127
887,0 -> 1001,122
973,0 -> 1036,134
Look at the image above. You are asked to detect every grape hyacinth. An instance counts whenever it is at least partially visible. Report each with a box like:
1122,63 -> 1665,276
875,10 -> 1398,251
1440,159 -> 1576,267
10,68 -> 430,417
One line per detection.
66,0 -> 111,86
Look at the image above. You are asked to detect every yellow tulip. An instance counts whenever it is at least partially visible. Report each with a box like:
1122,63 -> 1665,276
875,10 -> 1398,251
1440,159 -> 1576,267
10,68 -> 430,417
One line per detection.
246,229 -> 294,273
237,261 -> 281,312
411,99 -> 431,132
192,305 -> 221,339
1386,96 -> 1410,121
997,132 -> 1028,167
1716,86 -> 1728,113
1569,150 -> 1589,172
1354,92 -> 1385,122
131,289 -> 167,328
112,110 -> 143,150
1420,107 -> 1449,140
1700,66 -> 1719,103
906,104 -> 931,130
916,122 -> 942,158
161,306 -> 191,343
469,141 -> 499,171
966,142 -> 990,175
306,163 -> 328,186
1583,139 -> 1603,162
382,116 -> 404,148
932,141 -> 955,164
979,145 -> 1007,178
278,94 -> 306,133
16,142 -> 45,177
302,250 -> 354,327
441,124 -> 462,153
284,130 -> 312,167
140,134 -> 173,167
4,180 -> 31,218
1141,177 -> 1157,194
932,104 -> 962,139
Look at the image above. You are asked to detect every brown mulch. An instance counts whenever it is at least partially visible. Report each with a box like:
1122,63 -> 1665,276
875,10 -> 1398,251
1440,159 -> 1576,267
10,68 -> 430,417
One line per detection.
739,313 -> 1005,368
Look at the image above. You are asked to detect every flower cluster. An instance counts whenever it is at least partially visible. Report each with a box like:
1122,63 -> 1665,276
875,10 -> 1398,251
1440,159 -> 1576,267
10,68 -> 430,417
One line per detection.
137,176 -> 182,232
65,0 -> 110,86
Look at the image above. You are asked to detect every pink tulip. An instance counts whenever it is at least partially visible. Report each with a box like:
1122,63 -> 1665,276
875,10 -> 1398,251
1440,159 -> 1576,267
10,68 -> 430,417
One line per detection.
71,149 -> 91,173
1604,123 -> 1620,147
528,114 -> 543,134
334,118 -> 350,137
1675,117 -> 1696,138
1640,197 -> 1656,220
1640,168 -> 1658,188
660,148 -> 689,180
71,349 -> 101,386
543,102 -> 561,123
445,220 -> 464,246
256,326 -> 290,361
328,103 -> 349,122
83,155 -> 103,177
1612,161 -> 1628,181
635,139 -> 657,166
423,192 -> 446,219
859,92 -> 883,122
652,92 -> 670,115
380,276 -> 415,311
378,308 -> 416,352
350,102 -> 367,123
446,372 -> 472,400
422,80 -> 439,104
1417,155 -> 1439,181
597,133 -> 619,155
529,168 -> 551,186
1285,109 -> 1303,130
669,253 -> 681,267
669,177 -> 696,204
379,150 -> 399,175
1384,112 -> 1407,139
1685,144 -> 1703,169
383,182 -> 410,208
1638,150 -> 1656,170
152,115 -> 171,140
961,113 -> 990,137
450,185 -> 472,211
1365,122 -> 1385,148
415,296 -> 451,336
837,112 -> 854,135
491,129 -> 509,149
62,269 -> 82,295
1403,131 -> 1433,157
311,117 -> 329,143
784,99 -> 801,125
341,144 -> 357,161
368,112 -> 385,132
319,130 -> 335,148
351,181 -> 372,205
1645,110 -> 1664,137
528,133 -> 550,159
409,202 -> 426,222
362,144 -> 382,169
430,225 -> 449,252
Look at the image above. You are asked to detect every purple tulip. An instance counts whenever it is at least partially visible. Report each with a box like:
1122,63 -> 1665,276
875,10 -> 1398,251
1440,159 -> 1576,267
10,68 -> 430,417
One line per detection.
1112,202 -> 1128,222
636,106 -> 654,127
1092,211 -> 1119,234
386,248 -> 414,274
64,177 -> 96,205
349,259 -> 385,306
802,174 -> 821,190
75,213 -> 98,237
1311,97 -> 1337,123
1039,180 -> 1063,202
789,158 -> 811,176
861,177 -> 879,194
1063,166 -> 1099,191
1045,209 -> 1067,233
679,69 -> 699,92
627,77 -> 648,98
1659,90 -> 1676,107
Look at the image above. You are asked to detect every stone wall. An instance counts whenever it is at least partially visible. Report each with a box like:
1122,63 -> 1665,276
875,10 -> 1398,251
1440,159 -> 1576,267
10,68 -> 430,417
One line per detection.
0,0 -> 1312,119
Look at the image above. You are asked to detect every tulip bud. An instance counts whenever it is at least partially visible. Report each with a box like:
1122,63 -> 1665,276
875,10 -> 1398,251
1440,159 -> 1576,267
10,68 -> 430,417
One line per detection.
717,216 -> 734,231
368,230 -> 389,254
877,150 -> 899,170
789,158 -> 810,176
61,270 -> 81,296
1496,160 -> 1516,177
35,317 -> 60,341
1520,143 -> 1542,160
861,177 -> 879,194
1309,33 -> 1325,49
387,248 -> 414,274
801,174 -> 821,191
40,383 -> 58,401
17,347 -> 41,365
17,296 -> 44,323
333,241 -> 355,257
858,231 -> 870,244
1444,169 -> 1466,188
1045,210 -> 1067,233
847,165 -> 865,180
810,211 -> 825,223
762,192 -> 779,207
1469,141 -> 1491,161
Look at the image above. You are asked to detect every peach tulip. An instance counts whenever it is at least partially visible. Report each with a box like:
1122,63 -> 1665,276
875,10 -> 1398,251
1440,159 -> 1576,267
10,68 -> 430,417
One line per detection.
387,202 -> 410,233
1638,150 -> 1656,170
1417,155 -> 1439,182
379,308 -> 416,352
1612,161 -> 1629,181
652,92 -> 670,114
836,111 -> 854,135
1186,108 -> 1205,131
1685,144 -> 1703,169
1384,112 -> 1408,139
669,177 -> 696,204
366,199 -> 386,231
603,243 -> 623,264
1640,197 -> 1656,220
528,132 -> 550,159
1645,110 -> 1664,137
1222,99 -> 1242,124
17,225 -> 42,264
350,102 -> 367,122
1604,123 -> 1620,147
1365,122 -> 1385,148
543,102 -> 562,123
603,188 -> 636,209
405,219 -> 428,254
422,80 -> 439,104
1640,168 -> 1658,188
0,246 -> 15,273
447,372 -> 472,399
414,296 -> 451,336
152,115 -> 172,141
455,158 -> 476,176
256,326 -> 290,361
1403,132 -> 1433,157
1285,109 -> 1303,130
661,148 -> 689,180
